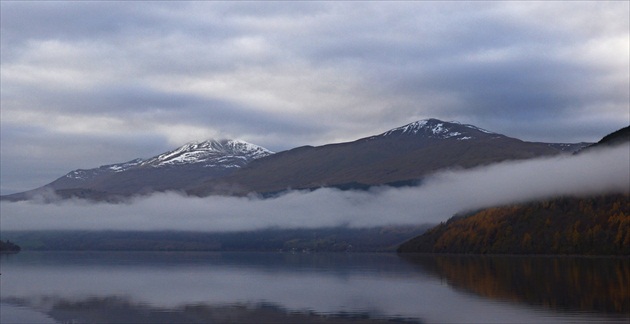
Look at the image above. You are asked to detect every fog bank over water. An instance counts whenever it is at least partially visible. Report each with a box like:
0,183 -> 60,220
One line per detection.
1,145 -> 628,232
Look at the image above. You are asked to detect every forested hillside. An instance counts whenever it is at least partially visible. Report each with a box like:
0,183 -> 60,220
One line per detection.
398,194 -> 629,255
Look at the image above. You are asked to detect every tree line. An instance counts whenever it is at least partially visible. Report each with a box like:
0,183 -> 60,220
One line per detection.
398,194 -> 629,255
0,240 -> 21,253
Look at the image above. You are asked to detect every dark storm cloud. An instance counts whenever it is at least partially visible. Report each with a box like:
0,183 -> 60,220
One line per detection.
1,1 -> 628,194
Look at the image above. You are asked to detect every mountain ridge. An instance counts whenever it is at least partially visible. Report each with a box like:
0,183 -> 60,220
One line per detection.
189,119 -> 590,196
371,118 -> 497,140
1,139 -> 273,201
2,119 -> 592,201
141,139 -> 273,168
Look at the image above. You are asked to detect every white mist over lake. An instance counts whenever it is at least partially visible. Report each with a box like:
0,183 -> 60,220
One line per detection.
1,145 -> 628,232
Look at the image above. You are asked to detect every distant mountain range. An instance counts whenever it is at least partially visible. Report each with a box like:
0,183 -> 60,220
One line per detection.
1,119 -> 594,201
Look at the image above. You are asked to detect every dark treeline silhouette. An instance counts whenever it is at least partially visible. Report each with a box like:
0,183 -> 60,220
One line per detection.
0,240 -> 21,253
2,226 -> 430,252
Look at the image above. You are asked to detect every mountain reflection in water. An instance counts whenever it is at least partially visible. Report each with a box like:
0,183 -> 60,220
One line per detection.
3,296 -> 419,324
1,252 -> 628,323
402,254 -> 629,314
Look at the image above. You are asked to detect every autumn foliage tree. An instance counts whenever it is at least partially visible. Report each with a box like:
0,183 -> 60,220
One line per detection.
398,194 -> 630,255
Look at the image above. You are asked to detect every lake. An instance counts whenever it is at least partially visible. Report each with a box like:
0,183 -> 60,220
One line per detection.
1,252 -> 628,323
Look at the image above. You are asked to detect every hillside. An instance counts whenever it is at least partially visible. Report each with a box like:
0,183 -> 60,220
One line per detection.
189,119 -> 582,196
579,125 -> 630,153
398,194 -> 630,255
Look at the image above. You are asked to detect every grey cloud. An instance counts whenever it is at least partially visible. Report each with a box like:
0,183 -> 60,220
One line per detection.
379,54 -> 627,142
1,1 -> 628,194
1,145 -> 627,232
282,2 -> 629,142
96,86 -> 324,136
216,1 -> 328,19
0,2 -> 181,44
0,123 -> 168,194
0,106 -> 322,194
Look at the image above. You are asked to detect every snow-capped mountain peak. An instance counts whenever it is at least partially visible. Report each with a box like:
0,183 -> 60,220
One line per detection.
377,118 -> 496,140
59,139 -> 273,184
143,139 -> 274,168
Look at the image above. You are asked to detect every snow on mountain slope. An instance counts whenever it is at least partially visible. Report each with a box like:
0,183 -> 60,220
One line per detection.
61,140 -> 273,183
142,139 -> 274,168
375,118 -> 499,140
64,159 -> 144,181
4,119 -> 598,202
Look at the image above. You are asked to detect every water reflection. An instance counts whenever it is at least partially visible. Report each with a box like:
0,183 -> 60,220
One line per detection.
3,296 -> 418,324
1,252 -> 628,323
402,254 -> 630,314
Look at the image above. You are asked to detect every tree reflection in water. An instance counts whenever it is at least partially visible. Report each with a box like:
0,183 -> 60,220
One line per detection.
402,255 -> 629,314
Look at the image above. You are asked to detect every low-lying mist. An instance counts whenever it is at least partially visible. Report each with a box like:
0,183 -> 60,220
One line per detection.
1,145 -> 628,232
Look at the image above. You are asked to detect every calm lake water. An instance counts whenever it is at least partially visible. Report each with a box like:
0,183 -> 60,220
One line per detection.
0,252 -> 628,323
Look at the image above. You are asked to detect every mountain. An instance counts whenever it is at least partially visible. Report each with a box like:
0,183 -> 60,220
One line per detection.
2,119 -> 592,201
397,125 -> 630,255
2,139 -> 273,201
189,119 -> 588,196
578,125 -> 629,153
140,139 -> 272,168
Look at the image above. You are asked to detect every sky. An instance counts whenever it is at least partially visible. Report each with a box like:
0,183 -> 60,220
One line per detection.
1,144 -> 628,231
1,1 -> 629,195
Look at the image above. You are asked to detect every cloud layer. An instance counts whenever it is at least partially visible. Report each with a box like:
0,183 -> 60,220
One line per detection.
1,145 -> 627,232
1,2 -> 628,194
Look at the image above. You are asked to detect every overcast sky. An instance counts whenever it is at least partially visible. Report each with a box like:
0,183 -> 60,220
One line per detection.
1,1 -> 629,195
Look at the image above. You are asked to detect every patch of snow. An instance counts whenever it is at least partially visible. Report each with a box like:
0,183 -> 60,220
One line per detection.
142,139 -> 273,168
375,118 -> 500,141
466,125 -> 494,134
66,171 -> 88,180
431,123 -> 445,135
